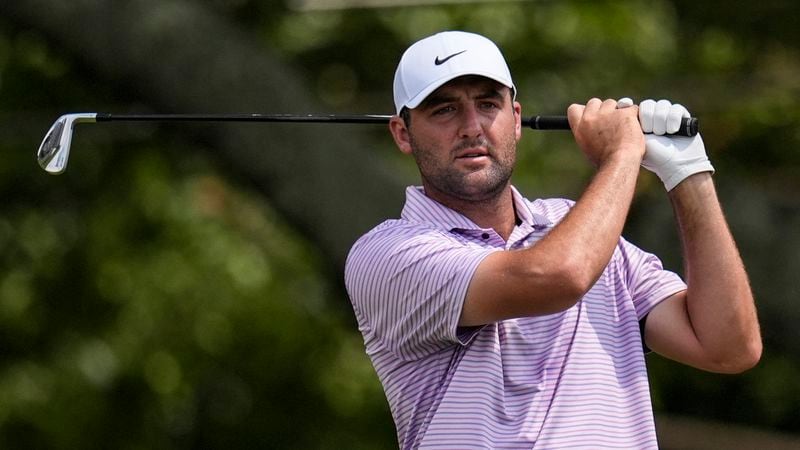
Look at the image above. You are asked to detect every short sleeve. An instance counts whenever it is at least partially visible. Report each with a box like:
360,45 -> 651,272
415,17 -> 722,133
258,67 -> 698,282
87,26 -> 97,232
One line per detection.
617,236 -> 687,319
344,222 -> 497,361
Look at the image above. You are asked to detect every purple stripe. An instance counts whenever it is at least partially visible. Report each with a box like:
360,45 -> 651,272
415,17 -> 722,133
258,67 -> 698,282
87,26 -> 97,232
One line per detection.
344,186 -> 683,449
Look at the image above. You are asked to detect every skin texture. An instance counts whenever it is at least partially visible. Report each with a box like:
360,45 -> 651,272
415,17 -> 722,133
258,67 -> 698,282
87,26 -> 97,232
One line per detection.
644,174 -> 762,373
391,76 -> 522,239
389,75 -> 761,373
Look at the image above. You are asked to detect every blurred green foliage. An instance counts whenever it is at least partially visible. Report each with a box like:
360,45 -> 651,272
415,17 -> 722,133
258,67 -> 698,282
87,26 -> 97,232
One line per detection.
1,0 -> 799,448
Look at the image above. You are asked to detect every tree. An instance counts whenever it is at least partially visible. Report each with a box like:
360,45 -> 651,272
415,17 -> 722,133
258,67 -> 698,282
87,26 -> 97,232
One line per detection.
1,0 -> 799,448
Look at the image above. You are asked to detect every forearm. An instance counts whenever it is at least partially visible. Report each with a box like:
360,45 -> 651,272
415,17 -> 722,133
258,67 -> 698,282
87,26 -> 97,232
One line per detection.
462,153 -> 642,325
539,99 -> 645,298
534,152 -> 641,293
461,98 -> 646,326
669,173 -> 762,370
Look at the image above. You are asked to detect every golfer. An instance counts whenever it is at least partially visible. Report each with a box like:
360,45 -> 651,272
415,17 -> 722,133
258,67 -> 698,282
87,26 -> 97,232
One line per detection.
344,31 -> 761,449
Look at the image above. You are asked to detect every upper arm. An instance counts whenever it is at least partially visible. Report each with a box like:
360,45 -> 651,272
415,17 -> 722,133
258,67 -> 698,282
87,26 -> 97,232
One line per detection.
459,247 -> 588,327
345,227 -> 495,360
645,289 -> 763,374
644,291 -> 716,371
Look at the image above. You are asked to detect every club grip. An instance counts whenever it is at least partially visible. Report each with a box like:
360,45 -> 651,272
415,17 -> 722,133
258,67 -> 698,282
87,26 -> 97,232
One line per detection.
527,115 -> 698,137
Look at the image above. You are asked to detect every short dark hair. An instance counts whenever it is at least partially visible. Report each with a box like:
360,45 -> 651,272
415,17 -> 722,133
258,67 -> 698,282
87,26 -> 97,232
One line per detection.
399,107 -> 411,129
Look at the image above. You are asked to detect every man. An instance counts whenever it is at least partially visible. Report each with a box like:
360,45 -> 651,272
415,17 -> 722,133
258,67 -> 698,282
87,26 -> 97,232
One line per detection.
344,31 -> 761,449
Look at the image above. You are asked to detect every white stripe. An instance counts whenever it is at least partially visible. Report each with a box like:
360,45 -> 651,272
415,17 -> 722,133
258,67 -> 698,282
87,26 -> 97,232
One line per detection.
344,186 -> 685,449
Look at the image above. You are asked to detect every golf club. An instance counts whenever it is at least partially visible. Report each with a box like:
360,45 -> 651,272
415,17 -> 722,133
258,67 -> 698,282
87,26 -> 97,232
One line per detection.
36,112 -> 699,175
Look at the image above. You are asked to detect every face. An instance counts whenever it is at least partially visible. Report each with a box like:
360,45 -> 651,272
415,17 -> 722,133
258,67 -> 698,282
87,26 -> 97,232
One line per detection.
390,76 -> 522,204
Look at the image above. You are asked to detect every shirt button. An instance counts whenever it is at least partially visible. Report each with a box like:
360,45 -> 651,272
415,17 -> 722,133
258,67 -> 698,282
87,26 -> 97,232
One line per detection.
481,233 -> 490,239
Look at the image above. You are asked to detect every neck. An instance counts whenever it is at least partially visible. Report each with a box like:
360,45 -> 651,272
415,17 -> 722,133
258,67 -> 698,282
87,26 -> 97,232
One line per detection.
424,183 -> 517,240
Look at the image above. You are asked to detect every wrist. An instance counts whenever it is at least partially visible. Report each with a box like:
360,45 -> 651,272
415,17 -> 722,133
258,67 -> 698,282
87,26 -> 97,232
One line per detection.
668,171 -> 714,196
661,160 -> 714,192
601,146 -> 644,167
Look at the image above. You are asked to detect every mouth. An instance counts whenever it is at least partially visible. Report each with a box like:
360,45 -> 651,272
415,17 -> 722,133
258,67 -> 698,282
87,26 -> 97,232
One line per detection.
455,148 -> 490,160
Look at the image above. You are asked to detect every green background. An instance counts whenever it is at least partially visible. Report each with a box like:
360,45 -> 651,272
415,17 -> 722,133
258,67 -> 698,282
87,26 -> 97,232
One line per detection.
1,1 -> 799,448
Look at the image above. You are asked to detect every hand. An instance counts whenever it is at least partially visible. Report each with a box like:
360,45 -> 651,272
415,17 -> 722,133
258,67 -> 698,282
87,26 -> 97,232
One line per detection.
639,99 -> 714,191
567,98 -> 644,167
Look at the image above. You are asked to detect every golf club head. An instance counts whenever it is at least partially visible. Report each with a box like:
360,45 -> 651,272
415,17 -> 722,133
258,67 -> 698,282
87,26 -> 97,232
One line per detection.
37,113 -> 97,174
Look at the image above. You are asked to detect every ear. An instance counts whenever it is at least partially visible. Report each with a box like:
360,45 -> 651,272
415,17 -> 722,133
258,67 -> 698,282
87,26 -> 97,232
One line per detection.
513,101 -> 523,142
389,115 -> 413,155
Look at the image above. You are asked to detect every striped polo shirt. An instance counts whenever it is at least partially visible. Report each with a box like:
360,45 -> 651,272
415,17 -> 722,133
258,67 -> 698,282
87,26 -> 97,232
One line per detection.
345,185 -> 686,449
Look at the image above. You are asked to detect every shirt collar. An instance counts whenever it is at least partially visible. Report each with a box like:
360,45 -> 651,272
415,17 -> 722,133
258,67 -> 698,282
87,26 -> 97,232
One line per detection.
510,185 -> 552,229
400,185 -> 552,232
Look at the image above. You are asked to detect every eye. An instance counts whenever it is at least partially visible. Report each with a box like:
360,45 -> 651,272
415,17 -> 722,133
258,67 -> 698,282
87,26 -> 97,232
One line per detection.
431,105 -> 455,116
479,101 -> 500,111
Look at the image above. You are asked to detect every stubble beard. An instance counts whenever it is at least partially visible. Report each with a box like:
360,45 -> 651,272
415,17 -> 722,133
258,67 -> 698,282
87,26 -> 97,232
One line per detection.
410,131 -> 517,203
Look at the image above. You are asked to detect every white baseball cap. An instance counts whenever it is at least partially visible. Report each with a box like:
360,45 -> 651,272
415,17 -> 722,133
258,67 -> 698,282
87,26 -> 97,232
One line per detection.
393,31 -> 515,114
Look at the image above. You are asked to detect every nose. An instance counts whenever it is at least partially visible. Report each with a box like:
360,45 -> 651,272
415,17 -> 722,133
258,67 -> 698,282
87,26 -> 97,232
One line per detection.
458,105 -> 483,139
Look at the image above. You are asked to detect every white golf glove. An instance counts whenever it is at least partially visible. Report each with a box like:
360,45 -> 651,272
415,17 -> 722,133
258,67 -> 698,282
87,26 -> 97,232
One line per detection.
639,99 -> 714,191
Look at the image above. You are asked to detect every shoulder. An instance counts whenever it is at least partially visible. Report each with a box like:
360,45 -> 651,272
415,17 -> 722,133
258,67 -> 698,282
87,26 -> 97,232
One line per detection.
525,197 -> 576,223
348,218 -> 452,252
345,220 -> 458,272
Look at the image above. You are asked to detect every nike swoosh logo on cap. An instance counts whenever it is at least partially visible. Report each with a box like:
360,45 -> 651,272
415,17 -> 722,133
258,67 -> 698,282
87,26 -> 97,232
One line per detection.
434,50 -> 467,65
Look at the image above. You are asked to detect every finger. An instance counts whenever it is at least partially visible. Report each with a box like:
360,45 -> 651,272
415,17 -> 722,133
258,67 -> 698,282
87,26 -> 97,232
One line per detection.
567,103 -> 585,130
599,98 -> 619,113
653,99 -> 672,135
666,103 -> 690,134
584,97 -> 602,115
617,97 -> 634,109
639,99 -> 656,133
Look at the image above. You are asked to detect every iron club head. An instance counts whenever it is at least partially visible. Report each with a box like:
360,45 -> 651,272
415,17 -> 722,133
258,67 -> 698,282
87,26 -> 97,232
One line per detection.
37,113 -> 97,174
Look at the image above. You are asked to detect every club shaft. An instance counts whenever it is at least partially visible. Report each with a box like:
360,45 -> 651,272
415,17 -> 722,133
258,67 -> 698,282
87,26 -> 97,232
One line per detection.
95,113 -> 392,124
94,113 -> 699,136
37,111 -> 700,175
